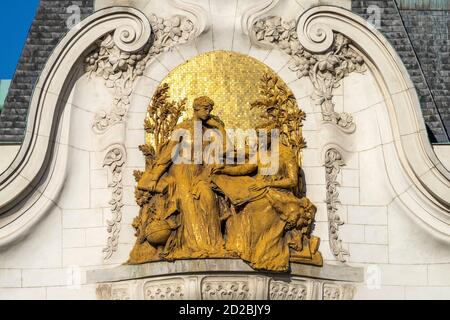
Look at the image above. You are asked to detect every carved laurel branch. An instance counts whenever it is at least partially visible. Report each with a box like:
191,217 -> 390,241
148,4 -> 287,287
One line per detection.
102,146 -> 126,259
86,14 -> 195,133
324,148 -> 349,262
252,16 -> 366,133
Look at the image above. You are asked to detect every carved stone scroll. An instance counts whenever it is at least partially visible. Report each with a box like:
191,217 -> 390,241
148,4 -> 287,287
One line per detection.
86,14 -> 195,133
252,16 -> 366,133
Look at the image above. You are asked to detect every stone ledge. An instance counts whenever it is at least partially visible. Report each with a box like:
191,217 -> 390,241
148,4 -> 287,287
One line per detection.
87,259 -> 364,284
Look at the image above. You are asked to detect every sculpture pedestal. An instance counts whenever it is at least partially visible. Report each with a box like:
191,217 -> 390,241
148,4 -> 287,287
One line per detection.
87,259 -> 363,300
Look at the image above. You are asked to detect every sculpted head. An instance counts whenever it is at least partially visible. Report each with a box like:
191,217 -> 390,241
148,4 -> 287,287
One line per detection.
193,96 -> 214,121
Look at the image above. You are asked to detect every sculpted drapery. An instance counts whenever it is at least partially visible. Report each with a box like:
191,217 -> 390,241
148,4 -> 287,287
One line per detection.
128,52 -> 322,272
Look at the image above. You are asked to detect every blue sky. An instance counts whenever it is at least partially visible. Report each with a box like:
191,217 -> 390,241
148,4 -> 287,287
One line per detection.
0,0 -> 40,79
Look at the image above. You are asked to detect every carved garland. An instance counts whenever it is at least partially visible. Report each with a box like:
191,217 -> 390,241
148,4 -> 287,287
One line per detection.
86,14 -> 195,259
324,148 -> 349,262
103,146 -> 126,259
253,16 -> 366,132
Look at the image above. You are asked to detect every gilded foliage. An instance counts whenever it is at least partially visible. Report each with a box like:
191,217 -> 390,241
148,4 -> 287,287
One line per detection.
144,83 -> 186,156
250,74 -> 307,158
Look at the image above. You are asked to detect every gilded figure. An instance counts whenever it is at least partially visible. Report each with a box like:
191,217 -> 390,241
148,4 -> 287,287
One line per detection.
128,67 -> 322,271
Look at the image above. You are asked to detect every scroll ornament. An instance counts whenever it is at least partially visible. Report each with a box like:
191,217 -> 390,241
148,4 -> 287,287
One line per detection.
85,14 -> 195,133
253,16 -> 366,133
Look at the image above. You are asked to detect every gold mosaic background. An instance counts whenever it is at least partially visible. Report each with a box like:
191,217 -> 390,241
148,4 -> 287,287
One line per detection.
154,50 -> 295,129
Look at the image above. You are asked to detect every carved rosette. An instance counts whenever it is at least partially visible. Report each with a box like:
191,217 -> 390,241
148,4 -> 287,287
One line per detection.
102,146 -> 126,259
252,16 -> 366,133
86,14 -> 195,133
324,148 -> 349,262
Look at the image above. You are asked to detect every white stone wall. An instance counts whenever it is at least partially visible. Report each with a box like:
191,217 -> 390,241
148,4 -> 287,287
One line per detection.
0,0 -> 449,300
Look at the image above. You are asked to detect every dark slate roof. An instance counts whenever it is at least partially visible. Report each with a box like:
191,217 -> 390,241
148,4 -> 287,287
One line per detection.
352,0 -> 450,143
0,0 -> 94,144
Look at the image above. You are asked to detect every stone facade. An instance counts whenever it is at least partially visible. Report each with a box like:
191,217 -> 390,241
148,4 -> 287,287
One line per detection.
0,0 -> 449,300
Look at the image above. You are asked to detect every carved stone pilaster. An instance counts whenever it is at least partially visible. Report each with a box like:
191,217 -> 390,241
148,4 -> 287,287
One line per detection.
324,148 -> 349,262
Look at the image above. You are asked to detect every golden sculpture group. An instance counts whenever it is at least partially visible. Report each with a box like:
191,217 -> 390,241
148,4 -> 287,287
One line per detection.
128,51 -> 322,271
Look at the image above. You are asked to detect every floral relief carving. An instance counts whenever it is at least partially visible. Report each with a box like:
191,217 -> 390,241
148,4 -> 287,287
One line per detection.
144,280 -> 185,300
202,280 -> 251,300
86,14 -> 195,132
103,146 -> 126,259
323,284 -> 340,300
324,148 -> 349,262
269,280 -> 308,300
323,283 -> 356,300
96,284 -> 112,300
253,16 -> 366,132
111,284 -> 131,300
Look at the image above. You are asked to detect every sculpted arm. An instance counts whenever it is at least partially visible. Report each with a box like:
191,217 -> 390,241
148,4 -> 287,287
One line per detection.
138,138 -> 179,191
217,164 -> 258,176
267,152 -> 299,189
